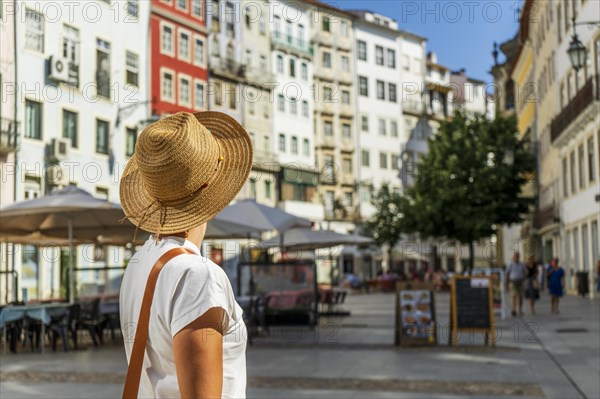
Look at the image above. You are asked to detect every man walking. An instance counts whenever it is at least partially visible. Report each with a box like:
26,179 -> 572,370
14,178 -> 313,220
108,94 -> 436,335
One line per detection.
506,252 -> 527,317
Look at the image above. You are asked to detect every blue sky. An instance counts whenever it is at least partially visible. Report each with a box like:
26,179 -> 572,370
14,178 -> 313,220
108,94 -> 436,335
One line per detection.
332,0 -> 523,83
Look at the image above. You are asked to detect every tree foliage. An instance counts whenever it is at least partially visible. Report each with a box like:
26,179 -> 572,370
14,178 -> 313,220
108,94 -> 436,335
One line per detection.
404,111 -> 535,271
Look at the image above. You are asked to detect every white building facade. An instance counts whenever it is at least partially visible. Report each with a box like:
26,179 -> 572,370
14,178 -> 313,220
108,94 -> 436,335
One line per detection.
4,0 -> 150,302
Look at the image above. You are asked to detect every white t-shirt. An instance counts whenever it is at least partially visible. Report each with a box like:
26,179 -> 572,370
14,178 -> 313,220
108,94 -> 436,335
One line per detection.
120,236 -> 247,399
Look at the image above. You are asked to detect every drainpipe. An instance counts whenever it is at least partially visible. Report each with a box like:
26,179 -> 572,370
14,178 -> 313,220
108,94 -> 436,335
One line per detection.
11,0 -> 19,302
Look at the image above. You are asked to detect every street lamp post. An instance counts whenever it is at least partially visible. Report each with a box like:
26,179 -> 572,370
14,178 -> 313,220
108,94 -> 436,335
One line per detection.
567,18 -> 600,71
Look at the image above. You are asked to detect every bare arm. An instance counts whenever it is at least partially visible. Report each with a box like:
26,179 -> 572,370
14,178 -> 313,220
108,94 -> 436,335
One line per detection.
173,307 -> 225,399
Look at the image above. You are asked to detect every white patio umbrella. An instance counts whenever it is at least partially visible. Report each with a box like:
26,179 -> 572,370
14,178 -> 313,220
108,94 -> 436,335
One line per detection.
0,186 -> 136,303
256,227 -> 372,251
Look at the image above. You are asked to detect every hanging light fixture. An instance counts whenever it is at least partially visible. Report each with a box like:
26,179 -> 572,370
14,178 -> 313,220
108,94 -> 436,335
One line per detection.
567,17 -> 587,71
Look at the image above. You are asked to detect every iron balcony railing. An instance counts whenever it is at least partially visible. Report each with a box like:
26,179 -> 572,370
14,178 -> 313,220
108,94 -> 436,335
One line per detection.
551,75 -> 599,143
0,117 -> 19,154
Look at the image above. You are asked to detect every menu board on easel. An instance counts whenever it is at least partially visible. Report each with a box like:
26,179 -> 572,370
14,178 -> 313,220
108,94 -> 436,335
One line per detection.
395,282 -> 437,346
449,276 -> 495,346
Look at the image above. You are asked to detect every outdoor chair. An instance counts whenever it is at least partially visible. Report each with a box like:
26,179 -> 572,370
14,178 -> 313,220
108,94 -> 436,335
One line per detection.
76,300 -> 103,347
100,309 -> 120,343
47,305 -> 78,352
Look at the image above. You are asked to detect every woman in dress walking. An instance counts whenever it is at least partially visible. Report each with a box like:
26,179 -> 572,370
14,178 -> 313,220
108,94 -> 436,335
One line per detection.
547,258 -> 565,314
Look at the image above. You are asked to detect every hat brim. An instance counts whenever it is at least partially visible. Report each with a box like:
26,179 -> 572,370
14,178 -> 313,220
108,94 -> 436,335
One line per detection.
120,112 -> 253,235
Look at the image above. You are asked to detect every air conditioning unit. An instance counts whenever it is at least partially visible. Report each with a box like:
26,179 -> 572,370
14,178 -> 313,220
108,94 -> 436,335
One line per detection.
48,137 -> 70,160
46,164 -> 69,186
48,55 -> 70,82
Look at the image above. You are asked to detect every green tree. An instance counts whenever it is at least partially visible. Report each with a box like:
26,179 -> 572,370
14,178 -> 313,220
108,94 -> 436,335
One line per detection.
363,184 -> 414,271
405,111 -> 535,273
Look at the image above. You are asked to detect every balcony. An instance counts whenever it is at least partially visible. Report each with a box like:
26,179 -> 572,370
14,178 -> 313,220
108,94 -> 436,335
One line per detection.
252,149 -> 279,170
209,57 -> 246,82
245,66 -> 275,87
534,202 -> 559,230
551,76 -> 599,143
340,174 -> 356,186
271,32 -> 312,59
0,117 -> 19,154
403,100 -> 423,116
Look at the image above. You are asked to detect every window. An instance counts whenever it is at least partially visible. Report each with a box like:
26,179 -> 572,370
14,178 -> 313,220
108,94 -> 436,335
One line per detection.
324,86 -> 333,102
361,150 -> 370,167
276,54 -> 284,73
126,127 -> 137,157
342,90 -> 350,104
62,24 -> 80,85
161,24 -> 174,54
403,55 -> 410,71
588,137 -> 596,181
390,120 -> 398,137
162,71 -> 174,101
341,20 -> 349,37
359,76 -> 368,96
375,45 -> 384,65
248,99 -> 255,115
389,83 -> 397,102
263,103 -> 269,118
376,80 -> 385,100
179,76 -> 190,105
96,38 -> 111,98
274,15 -> 281,37
324,121 -> 333,136
192,0 -> 202,18
357,40 -> 367,61
259,55 -> 267,70
125,51 -> 139,87
278,94 -> 285,112
379,152 -> 388,169
289,58 -> 296,77
387,49 -> 396,68
361,115 -> 368,132
582,224 -> 589,276
249,178 -> 256,199
592,221 -> 599,273
179,31 -> 190,60
265,180 -> 272,199
570,151 -> 576,193
291,136 -> 298,154
322,51 -> 331,68
301,62 -> 308,80
303,138 -> 310,156
177,0 -> 187,10
279,134 -> 286,152
63,109 -> 78,148
343,158 -> 352,174
25,9 -> 44,52
194,38 -> 205,65
391,154 -> 400,169
227,83 -> 236,110
578,144 -> 586,188
302,100 -> 309,117
344,192 -> 353,207
341,55 -> 350,72
342,124 -> 351,138
195,82 -> 205,109
25,100 -> 42,140
225,2 -> 234,33
214,82 -> 222,105
290,98 -> 297,115
211,35 -> 219,56
378,118 -> 386,136
563,157 -> 569,196
322,16 -> 330,32
96,119 -> 109,154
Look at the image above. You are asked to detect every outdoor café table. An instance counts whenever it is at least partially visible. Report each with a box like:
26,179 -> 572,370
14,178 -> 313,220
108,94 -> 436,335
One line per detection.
0,303 -> 71,354
99,300 -> 119,315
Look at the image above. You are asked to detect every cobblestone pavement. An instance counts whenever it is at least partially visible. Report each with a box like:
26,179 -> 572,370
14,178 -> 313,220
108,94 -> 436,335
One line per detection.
1,291 -> 598,398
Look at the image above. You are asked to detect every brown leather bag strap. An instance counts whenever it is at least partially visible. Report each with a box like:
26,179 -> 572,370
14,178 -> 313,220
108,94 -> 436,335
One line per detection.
122,247 -> 195,399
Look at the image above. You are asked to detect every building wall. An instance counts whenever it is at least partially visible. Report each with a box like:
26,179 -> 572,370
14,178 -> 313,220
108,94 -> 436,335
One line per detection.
552,0 -> 600,293
10,0 -> 150,301
353,17 -> 403,220
150,0 -> 208,116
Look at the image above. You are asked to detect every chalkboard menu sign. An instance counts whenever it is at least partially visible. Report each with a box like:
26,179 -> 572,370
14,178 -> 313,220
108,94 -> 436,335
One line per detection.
450,276 -> 495,346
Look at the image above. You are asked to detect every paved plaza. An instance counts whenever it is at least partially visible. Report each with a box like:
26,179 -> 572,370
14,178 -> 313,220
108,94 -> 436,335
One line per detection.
1,291 -> 598,398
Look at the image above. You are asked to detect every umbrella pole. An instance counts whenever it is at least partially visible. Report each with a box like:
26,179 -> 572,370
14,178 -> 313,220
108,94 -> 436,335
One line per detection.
68,217 -> 74,304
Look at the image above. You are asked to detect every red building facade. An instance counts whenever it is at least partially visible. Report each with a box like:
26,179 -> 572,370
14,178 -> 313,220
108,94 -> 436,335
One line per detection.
150,0 -> 208,116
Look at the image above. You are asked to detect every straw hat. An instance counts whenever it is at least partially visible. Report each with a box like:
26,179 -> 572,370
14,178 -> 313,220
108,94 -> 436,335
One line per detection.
119,112 -> 253,235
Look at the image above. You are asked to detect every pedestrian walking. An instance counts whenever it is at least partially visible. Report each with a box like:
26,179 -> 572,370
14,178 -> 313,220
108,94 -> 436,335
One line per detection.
524,257 -> 539,315
119,112 -> 253,398
596,259 -> 600,293
505,252 -> 527,317
548,257 -> 565,314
